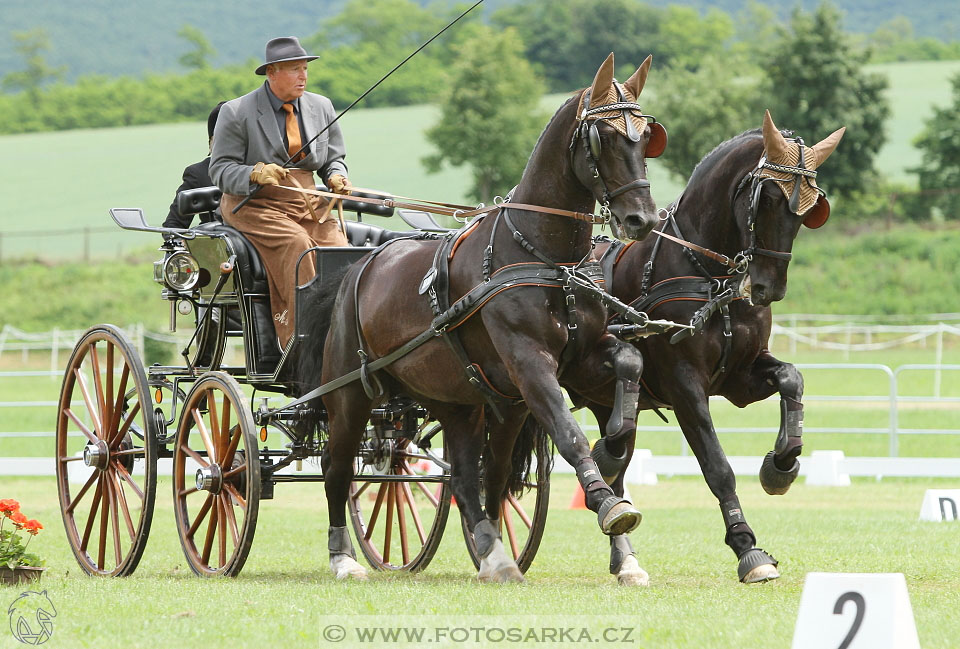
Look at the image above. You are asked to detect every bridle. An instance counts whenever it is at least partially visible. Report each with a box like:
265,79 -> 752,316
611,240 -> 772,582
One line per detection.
569,84 -> 665,227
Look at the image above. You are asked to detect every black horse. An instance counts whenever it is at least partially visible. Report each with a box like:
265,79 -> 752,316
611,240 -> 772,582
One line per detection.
300,53 -> 668,583
580,110 -> 845,583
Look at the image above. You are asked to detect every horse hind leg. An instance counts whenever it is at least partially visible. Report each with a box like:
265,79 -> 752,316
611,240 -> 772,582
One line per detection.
721,496 -> 779,583
758,360 -> 804,495
610,534 -> 650,587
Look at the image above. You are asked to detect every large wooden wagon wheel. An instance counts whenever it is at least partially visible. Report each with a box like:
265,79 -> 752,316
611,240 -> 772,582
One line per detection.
56,324 -> 158,576
462,437 -> 551,574
348,423 -> 451,572
172,372 -> 260,577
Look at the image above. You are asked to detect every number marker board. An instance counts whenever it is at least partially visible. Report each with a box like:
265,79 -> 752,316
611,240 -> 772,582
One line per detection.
792,573 -> 919,649
919,489 -> 960,521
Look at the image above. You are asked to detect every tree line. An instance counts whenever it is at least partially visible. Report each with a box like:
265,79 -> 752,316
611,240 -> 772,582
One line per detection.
2,0 -> 958,220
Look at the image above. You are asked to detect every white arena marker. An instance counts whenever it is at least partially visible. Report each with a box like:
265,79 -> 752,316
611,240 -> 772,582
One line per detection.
791,573 -> 920,649
919,489 -> 960,522
805,450 -> 851,487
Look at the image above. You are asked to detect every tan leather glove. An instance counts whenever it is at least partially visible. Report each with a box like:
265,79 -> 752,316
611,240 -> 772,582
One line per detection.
250,162 -> 289,186
328,174 -> 352,194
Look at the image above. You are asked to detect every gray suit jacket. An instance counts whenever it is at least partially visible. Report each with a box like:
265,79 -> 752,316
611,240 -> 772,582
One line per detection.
210,83 -> 348,196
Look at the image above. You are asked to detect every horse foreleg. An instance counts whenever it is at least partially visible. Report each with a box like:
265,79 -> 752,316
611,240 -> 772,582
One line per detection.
669,364 -> 779,583
322,383 -> 373,581
727,351 -> 804,495
514,357 -> 641,537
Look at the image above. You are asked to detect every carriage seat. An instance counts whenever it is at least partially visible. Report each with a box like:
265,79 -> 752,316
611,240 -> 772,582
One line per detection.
343,220 -> 415,247
192,222 -> 268,291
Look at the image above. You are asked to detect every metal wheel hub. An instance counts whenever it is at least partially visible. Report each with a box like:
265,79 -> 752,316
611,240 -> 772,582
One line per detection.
83,440 -> 110,470
196,464 -> 223,493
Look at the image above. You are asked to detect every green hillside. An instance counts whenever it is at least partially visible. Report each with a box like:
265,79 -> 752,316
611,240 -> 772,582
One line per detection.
2,60 -> 958,261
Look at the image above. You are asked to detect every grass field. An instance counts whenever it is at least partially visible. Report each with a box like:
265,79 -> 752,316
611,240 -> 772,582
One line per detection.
1,474 -> 957,648
2,60 -> 959,261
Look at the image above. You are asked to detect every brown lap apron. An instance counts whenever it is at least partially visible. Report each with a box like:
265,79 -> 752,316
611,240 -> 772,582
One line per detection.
220,168 -> 348,348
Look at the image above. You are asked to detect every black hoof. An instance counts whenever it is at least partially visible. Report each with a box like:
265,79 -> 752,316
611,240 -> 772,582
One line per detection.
737,548 -> 779,583
598,496 -> 642,536
759,450 -> 799,495
591,437 -> 628,484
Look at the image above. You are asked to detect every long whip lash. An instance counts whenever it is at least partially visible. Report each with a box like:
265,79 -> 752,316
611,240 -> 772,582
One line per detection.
234,0 -> 485,213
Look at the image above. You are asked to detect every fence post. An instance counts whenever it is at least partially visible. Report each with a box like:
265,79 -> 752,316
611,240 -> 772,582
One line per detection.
83,227 -> 90,262
50,328 -> 59,376
887,366 -> 898,458
934,325 -> 944,398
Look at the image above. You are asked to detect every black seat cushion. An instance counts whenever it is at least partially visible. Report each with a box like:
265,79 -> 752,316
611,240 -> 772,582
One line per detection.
194,222 -> 267,290
344,220 -> 414,247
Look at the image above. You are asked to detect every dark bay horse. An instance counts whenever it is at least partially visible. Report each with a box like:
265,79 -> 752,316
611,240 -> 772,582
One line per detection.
305,53 -> 667,583
581,110 -> 845,583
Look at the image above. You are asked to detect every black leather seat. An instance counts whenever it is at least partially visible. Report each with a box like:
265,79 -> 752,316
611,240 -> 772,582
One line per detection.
344,220 -> 415,247
193,222 -> 268,291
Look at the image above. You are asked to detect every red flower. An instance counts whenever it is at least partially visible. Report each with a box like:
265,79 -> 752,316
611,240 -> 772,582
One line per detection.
0,499 -> 20,515
9,511 -> 27,528
23,519 -> 43,535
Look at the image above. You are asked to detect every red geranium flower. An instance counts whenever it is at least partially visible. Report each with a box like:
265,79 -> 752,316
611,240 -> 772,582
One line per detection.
23,519 -> 43,535
9,511 -> 27,528
0,498 -> 20,514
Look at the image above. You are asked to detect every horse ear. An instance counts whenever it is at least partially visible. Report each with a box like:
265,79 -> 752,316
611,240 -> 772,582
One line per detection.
803,195 -> 830,228
809,126 -> 846,168
623,54 -> 653,99
762,109 -> 788,159
588,53 -> 616,109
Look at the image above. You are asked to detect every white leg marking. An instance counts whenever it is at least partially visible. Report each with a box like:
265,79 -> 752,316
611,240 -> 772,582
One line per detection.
477,539 -> 524,584
330,553 -> 368,581
616,554 -> 650,587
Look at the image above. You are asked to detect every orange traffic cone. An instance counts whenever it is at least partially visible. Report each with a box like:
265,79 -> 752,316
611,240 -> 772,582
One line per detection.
569,482 -> 587,509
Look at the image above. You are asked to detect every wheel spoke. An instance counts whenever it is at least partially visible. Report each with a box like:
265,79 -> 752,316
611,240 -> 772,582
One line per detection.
98,471 -> 110,568
221,465 -> 245,480
187,494 -> 214,539
383,483 -> 395,564
404,464 -> 440,507
66,470 -> 100,514
79,477 -> 103,550
106,364 -> 131,446
221,425 -> 242,470
104,343 -> 115,439
114,473 -> 137,542
221,398 -> 232,457
90,342 -> 107,436
222,495 -> 240,547
506,492 -> 533,528
401,482 -> 427,544
217,495 -> 227,568
110,402 -> 141,449
178,485 -> 200,497
113,461 -> 145,501
395,480 -> 410,565
207,389 -> 221,456
192,408 -> 217,464
502,502 -> 520,559
222,483 -> 246,511
107,473 -> 123,565
65,406 -> 98,444
74,368 -> 102,434
353,480 -> 372,500
111,447 -> 145,457
362,483 -> 388,541
201,497 -> 220,567
180,445 -> 210,469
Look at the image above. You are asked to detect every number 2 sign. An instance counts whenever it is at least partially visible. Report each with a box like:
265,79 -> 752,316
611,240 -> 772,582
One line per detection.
792,573 -> 920,649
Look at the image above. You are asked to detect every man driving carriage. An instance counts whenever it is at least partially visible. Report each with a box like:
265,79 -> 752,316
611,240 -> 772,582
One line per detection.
210,36 -> 353,349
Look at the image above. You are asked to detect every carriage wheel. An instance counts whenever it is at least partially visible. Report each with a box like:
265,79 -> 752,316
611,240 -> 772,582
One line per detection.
172,372 -> 260,577
348,427 -> 451,572
56,325 -> 158,576
462,439 -> 551,574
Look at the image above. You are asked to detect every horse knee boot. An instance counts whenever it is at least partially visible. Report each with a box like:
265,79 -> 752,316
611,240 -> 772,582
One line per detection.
591,379 -> 641,483
328,526 -> 357,559
473,519 -> 500,559
759,397 -> 802,495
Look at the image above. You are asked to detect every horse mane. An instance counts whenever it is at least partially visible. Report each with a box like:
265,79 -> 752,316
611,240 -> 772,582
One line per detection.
292,265 -> 350,397
685,127 -> 795,188
517,93 -> 580,180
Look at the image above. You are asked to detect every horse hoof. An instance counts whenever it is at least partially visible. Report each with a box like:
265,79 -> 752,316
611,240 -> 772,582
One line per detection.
738,548 -> 779,583
479,563 -> 525,584
599,497 -> 642,536
616,556 -> 650,587
759,450 -> 799,495
331,554 -> 368,581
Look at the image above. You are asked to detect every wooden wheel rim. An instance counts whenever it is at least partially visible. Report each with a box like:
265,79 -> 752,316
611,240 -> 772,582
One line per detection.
348,437 -> 451,572
55,325 -> 157,577
172,372 -> 259,577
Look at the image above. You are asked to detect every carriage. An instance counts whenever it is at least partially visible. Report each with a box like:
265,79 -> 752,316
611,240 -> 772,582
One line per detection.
54,187 -> 550,577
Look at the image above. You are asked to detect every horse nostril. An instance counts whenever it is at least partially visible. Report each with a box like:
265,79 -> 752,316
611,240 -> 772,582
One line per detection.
623,214 -> 654,237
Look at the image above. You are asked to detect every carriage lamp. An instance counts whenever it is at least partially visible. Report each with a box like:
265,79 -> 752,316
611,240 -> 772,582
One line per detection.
162,251 -> 201,291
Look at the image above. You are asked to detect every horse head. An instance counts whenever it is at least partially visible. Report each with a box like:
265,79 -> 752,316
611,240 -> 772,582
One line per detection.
569,53 -> 666,241
736,110 -> 845,305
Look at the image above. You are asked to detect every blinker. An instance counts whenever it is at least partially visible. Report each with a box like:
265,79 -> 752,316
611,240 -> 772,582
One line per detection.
803,195 -> 830,229
588,123 -> 602,159
646,122 -> 667,158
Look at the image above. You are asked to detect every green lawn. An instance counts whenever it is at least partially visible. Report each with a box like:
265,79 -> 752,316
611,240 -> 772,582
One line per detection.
3,60 -> 958,261
1,475 -> 957,648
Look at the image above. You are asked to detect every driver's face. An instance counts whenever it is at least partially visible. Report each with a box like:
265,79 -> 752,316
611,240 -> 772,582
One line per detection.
267,60 -> 309,102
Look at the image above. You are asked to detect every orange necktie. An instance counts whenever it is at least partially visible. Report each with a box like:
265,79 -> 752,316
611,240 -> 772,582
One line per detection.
281,103 -> 303,161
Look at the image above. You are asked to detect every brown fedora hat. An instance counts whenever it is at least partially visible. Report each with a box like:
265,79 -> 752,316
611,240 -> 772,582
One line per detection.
255,36 -> 318,75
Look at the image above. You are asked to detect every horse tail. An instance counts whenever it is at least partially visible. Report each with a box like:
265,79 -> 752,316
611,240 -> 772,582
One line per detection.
505,413 -> 553,497
292,264 -> 351,397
